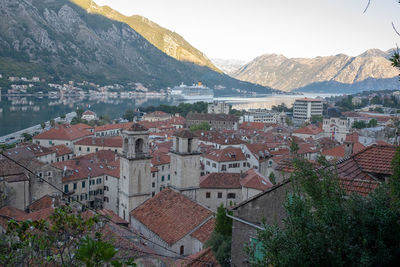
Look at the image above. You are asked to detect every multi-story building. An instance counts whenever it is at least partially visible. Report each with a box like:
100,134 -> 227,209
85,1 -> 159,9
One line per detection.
322,117 -> 351,143
292,98 -> 323,125
207,101 -> 230,114
243,109 -> 286,124
201,147 -> 248,174
186,113 -> 239,131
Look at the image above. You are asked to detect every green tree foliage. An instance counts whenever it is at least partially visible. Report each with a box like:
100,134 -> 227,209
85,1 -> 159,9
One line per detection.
206,204 -> 232,267
229,106 -> 245,116
40,122 -> 46,129
50,119 -> 56,127
22,132 -> 33,142
246,154 -> 400,267
367,118 -> 378,128
190,122 -> 211,132
123,109 -> 136,122
141,102 -> 208,117
60,114 -> 66,119
0,206 -> 134,266
352,120 -> 367,129
289,140 -> 299,155
310,115 -> 322,124
76,108 -> 84,119
269,172 -> 276,185
370,95 -> 382,105
392,49 -> 400,76
271,103 -> 292,113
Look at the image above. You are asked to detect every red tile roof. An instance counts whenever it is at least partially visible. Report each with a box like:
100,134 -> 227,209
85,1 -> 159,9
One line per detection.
94,122 -> 132,132
130,188 -> 212,245
240,169 -> 273,191
204,147 -> 246,162
48,144 -> 73,156
174,247 -> 221,267
240,122 -> 266,130
322,142 -> 365,158
352,145 -> 397,175
74,136 -> 122,148
200,173 -> 241,189
294,124 -> 323,135
8,143 -> 54,158
151,152 -> 170,166
28,195 -> 53,212
82,110 -> 96,116
190,218 -> 215,243
97,209 -> 129,225
34,124 -> 93,141
245,143 -> 270,162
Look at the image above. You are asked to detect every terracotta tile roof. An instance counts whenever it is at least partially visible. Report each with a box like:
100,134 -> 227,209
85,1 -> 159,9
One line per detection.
240,169 -> 273,191
94,122 -> 131,132
169,116 -> 186,125
34,124 -> 93,141
345,132 -> 359,143
191,218 -> 215,243
73,123 -> 93,130
145,111 -> 171,117
74,136 -> 122,148
294,124 -> 323,135
352,145 -> 397,175
195,131 -> 245,146
340,178 -> 381,196
174,130 -> 197,138
187,112 -> 239,122
199,173 -> 241,189
97,209 -> 129,225
322,142 -> 365,158
7,143 -> 54,158
151,152 -> 170,166
0,206 -> 27,221
130,188 -> 213,245
240,122 -> 266,130
245,143 -> 271,162
297,143 -> 318,155
24,207 -> 54,221
28,195 -> 53,212
204,147 -> 246,162
52,150 -> 119,182
48,144 -> 73,156
174,247 -> 221,267
128,123 -> 148,132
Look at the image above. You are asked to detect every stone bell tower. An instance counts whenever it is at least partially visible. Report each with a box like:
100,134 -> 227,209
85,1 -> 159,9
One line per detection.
119,123 -> 151,221
170,130 -> 201,200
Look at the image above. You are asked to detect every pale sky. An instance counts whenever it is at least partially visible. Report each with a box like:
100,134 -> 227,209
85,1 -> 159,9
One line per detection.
95,0 -> 400,62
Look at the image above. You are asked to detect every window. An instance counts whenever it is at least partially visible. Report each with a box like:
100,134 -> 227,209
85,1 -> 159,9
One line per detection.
49,141 -> 52,145
162,166 -> 164,171
218,192 -> 222,198
82,181 -> 86,188
243,162 -> 246,167
152,173 -> 155,178
221,165 -> 226,171
206,161 -> 210,166
161,176 -> 165,182
168,174 -> 170,180
152,182 -> 155,188
73,183 -> 77,190
180,245 -> 184,255
152,192 -> 155,197
95,148 -> 99,152
212,163 -> 216,168
79,146 -> 82,151
206,192 -> 211,198
97,178 -> 102,184
64,184 -> 69,193
105,176 -> 108,181
227,193 -> 236,199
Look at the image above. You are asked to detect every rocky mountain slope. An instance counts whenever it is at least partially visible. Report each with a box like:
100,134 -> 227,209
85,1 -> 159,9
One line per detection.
232,49 -> 400,92
0,0 -> 274,95
211,58 -> 246,75
71,0 -> 220,72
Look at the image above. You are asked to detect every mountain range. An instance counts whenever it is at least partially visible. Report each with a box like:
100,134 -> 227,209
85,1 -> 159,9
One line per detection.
0,0 -> 274,96
231,49 -> 400,93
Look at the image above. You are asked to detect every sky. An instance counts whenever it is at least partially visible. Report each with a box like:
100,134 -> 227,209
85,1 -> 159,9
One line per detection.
95,0 -> 400,62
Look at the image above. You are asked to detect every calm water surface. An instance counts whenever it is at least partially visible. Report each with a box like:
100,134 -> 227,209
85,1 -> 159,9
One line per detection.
0,93 -> 339,136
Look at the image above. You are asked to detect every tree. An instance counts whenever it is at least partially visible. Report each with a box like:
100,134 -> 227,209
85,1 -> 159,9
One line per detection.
123,109 -> 135,122
22,132 -> 32,142
367,118 -> 378,128
268,172 -> 276,185
285,117 -> 293,126
76,108 -> 84,119
50,119 -> 56,127
0,206 -> 135,266
40,122 -> 46,129
310,115 -> 322,124
246,154 -> 400,267
289,140 -> 299,155
60,114 -> 66,119
352,120 -> 367,129
206,204 -> 232,267
190,122 -> 211,132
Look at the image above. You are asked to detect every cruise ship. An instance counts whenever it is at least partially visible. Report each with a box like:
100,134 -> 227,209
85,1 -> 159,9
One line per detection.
169,82 -> 214,100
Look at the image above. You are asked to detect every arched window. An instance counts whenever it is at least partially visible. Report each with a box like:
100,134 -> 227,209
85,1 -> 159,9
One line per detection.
135,138 -> 144,153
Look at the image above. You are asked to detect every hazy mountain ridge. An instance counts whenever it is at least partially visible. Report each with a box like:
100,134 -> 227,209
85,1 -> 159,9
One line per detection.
0,0 -> 275,95
232,49 -> 400,92
211,58 -> 247,75
71,0 -> 220,72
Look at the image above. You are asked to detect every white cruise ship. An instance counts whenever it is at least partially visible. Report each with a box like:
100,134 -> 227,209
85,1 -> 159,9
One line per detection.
169,82 -> 214,100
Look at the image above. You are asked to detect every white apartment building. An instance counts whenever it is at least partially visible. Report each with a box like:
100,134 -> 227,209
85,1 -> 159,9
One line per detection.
243,109 -> 286,124
293,98 -> 323,125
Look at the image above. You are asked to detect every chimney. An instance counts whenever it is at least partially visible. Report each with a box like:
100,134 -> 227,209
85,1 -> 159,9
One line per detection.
344,141 -> 354,158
